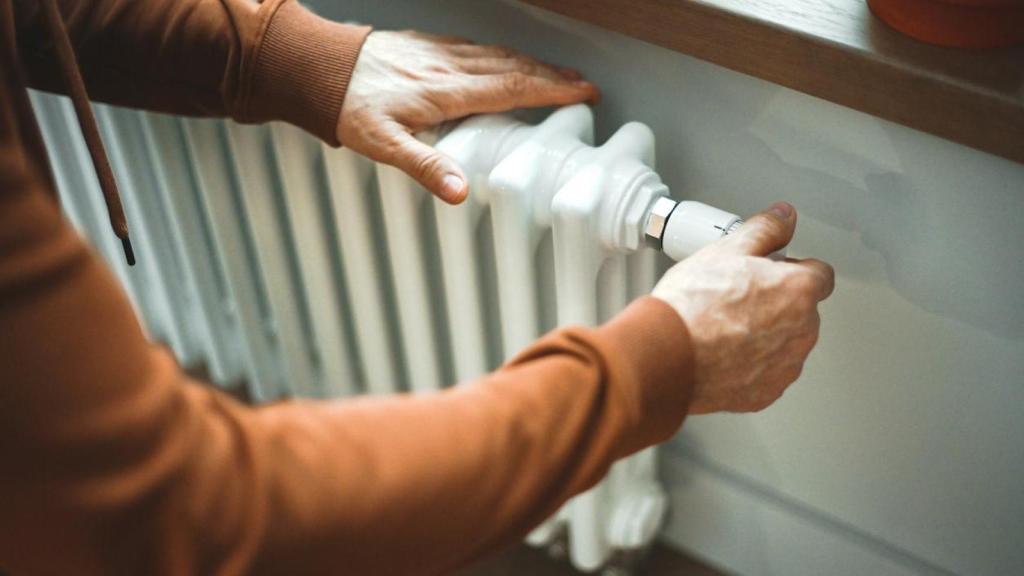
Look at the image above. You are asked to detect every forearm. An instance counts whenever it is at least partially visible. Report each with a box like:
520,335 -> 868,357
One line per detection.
0,172 -> 694,574
244,300 -> 693,574
15,0 -> 369,144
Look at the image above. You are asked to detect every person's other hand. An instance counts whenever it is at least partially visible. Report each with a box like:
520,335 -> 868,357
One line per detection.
337,30 -> 599,204
652,203 -> 835,414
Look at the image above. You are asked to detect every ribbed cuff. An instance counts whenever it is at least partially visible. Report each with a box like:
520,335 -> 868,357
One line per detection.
247,1 -> 372,145
595,296 -> 695,455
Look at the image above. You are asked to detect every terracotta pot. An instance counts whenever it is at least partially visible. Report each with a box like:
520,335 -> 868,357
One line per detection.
867,0 -> 1024,48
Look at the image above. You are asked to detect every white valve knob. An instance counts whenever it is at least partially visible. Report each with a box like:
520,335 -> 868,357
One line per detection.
661,201 -> 742,261
645,199 -> 786,261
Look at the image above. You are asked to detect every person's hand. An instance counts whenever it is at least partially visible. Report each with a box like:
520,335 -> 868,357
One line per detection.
337,30 -> 599,204
652,203 -> 835,414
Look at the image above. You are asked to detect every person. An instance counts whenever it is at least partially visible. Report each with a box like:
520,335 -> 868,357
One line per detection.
0,1 -> 835,574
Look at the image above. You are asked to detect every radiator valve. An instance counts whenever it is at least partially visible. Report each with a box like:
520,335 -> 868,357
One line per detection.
645,198 -> 744,260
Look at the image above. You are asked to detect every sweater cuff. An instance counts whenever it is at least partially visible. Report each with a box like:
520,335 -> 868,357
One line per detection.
247,1 -> 372,146
595,296 -> 696,454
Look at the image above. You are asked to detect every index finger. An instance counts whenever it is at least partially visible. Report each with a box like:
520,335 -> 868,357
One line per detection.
788,257 -> 836,301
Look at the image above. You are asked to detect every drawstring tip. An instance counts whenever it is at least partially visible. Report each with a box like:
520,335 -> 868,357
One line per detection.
121,236 -> 136,267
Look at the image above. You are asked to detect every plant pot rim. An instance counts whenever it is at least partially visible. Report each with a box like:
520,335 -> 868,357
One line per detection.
868,0 -> 1024,48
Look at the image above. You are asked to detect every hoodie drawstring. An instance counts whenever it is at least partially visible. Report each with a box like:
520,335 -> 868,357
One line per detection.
40,0 -> 135,265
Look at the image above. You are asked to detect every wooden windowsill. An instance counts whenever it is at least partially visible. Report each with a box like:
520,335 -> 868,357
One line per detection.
520,0 -> 1024,165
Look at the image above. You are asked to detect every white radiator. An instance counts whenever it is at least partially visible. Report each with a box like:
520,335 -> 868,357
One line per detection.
31,93 -> 743,572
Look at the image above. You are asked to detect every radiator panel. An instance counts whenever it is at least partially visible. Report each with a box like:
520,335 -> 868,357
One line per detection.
268,123 -> 363,398
224,123 -> 320,398
376,162 -> 450,393
139,113 -> 244,385
321,145 -> 405,395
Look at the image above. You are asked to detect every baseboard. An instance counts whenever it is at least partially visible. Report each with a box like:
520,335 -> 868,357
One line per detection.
656,447 -> 956,576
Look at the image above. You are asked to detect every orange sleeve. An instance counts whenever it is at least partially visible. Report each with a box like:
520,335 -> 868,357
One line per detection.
14,0 -> 370,145
0,106 -> 696,574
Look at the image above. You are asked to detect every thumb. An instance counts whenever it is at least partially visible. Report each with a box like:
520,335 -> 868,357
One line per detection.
724,202 -> 797,256
382,125 -> 468,204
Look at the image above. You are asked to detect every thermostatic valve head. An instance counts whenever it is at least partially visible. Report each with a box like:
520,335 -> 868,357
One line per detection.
652,200 -> 743,261
724,219 -> 745,236
645,199 -> 788,261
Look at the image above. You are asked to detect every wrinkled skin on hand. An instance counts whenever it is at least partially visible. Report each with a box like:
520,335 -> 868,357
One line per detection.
653,203 -> 835,414
337,30 -> 599,204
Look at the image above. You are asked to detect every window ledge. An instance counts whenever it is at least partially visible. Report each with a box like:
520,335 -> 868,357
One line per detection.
521,0 -> 1024,165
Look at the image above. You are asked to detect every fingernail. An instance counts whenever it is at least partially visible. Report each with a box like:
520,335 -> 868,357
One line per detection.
441,174 -> 465,201
769,202 -> 793,219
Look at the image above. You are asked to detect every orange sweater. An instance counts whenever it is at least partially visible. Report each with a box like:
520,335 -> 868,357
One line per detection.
0,1 -> 696,574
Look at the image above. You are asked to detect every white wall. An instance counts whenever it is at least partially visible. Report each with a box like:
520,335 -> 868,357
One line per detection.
314,2 -> 1024,574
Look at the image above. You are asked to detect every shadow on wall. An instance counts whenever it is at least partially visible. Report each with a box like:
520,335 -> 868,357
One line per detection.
742,92 -> 1024,341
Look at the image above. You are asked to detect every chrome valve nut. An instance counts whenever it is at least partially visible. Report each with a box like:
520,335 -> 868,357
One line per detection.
643,196 -> 678,250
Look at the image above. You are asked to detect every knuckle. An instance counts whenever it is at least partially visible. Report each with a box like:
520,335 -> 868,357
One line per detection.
742,379 -> 787,413
411,152 -> 441,180
735,220 -> 765,242
486,45 -> 514,58
804,324 -> 821,351
812,258 -> 836,279
751,391 -> 779,412
374,130 -> 409,159
771,364 -> 802,390
821,263 -> 837,295
750,400 -> 770,413
789,271 -> 820,299
503,72 -> 529,93
793,333 -> 816,357
807,309 -> 822,331
516,60 -> 542,76
513,55 -> 550,75
784,364 -> 804,385
751,213 -> 783,235
425,62 -> 454,75
738,224 -> 777,250
338,106 -> 375,143
380,138 -> 405,163
803,331 -> 820,353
